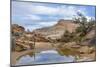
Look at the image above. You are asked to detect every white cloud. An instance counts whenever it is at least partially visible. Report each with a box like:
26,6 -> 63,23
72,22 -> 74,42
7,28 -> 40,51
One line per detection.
13,1 -> 88,20
30,5 -> 88,21
25,15 -> 42,20
77,9 -> 87,16
32,6 -> 57,15
24,21 -> 58,31
39,21 -> 58,26
31,5 -> 77,17
86,16 -> 95,22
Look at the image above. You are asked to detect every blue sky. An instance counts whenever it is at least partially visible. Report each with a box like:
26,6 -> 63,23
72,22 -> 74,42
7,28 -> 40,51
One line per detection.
12,1 -> 96,31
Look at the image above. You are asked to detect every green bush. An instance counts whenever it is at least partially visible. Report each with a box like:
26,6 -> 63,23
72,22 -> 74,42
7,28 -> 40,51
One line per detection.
73,12 -> 95,44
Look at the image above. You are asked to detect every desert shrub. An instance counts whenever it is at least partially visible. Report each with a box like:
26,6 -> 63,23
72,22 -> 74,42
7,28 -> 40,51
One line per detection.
73,12 -> 96,45
61,30 -> 75,42
61,30 -> 70,42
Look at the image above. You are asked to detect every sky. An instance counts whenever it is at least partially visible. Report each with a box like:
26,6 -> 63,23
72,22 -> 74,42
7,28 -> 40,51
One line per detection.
12,1 -> 96,31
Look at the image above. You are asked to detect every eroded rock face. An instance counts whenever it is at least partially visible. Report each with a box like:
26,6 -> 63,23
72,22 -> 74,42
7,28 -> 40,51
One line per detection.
11,24 -> 25,51
33,20 -> 79,40
12,24 -> 25,35
11,24 -> 50,51
56,19 -> 79,33
81,29 -> 96,46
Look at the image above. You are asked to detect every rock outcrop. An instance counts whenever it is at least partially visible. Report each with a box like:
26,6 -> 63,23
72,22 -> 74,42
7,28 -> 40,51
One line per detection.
12,24 -> 25,35
34,19 -> 79,39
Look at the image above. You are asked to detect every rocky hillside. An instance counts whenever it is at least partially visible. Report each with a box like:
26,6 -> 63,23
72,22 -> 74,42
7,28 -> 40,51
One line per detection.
34,19 -> 79,39
11,19 -> 96,52
81,28 -> 96,46
55,19 -> 79,32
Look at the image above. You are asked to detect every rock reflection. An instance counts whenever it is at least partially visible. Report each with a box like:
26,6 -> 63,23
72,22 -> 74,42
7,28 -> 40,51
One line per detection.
16,50 -> 75,66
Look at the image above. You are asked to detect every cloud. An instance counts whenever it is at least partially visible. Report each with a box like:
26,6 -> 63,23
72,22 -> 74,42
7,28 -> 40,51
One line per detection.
12,1 -> 90,21
12,1 -> 80,18
31,5 -> 77,17
32,6 -> 57,15
23,15 -> 42,20
12,1 -> 95,31
24,21 -> 57,31
86,16 -> 95,22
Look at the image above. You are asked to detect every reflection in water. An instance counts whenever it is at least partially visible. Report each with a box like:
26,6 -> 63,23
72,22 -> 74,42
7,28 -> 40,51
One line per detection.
16,50 -> 76,66
57,47 -> 80,56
